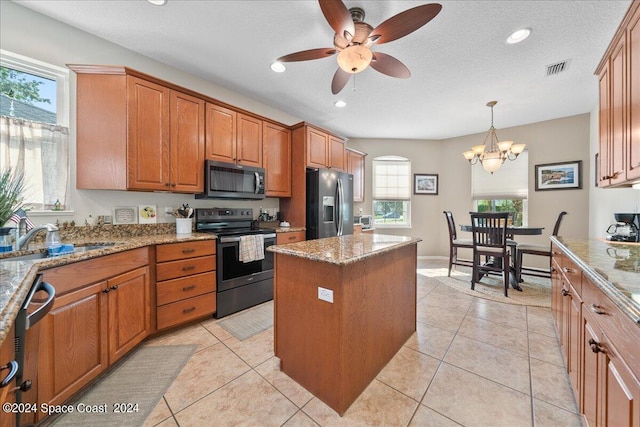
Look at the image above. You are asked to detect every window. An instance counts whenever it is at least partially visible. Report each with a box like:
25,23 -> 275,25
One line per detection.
372,156 -> 411,227
0,50 -> 70,210
471,151 -> 529,226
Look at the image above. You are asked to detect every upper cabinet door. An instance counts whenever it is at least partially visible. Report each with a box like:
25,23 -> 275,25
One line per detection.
610,36 -> 627,185
127,76 -> 171,191
347,149 -> 365,202
170,91 -> 205,193
263,122 -> 291,197
205,103 -> 237,163
329,136 -> 346,171
599,63 -> 612,187
237,113 -> 263,167
306,127 -> 329,168
628,6 -> 640,181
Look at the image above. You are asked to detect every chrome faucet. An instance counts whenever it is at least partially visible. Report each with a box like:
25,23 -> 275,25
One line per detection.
16,224 -> 59,251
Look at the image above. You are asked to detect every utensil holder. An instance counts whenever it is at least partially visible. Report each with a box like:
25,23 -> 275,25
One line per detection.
176,218 -> 192,235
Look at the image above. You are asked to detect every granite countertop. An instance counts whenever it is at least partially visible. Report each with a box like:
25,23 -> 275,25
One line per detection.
0,231 -> 216,346
267,233 -> 422,265
551,237 -> 640,324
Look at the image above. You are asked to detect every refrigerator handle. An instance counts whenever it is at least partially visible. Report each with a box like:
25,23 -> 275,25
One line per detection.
337,178 -> 344,236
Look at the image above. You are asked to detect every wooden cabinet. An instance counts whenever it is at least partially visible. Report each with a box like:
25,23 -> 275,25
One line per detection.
263,122 -> 291,197
551,245 -> 640,426
1,323 -> 16,427
38,249 -> 150,411
304,124 -> 346,171
276,230 -> 305,245
347,148 -> 366,202
596,2 -> 640,186
71,65 -> 205,193
156,240 -> 216,330
205,103 -> 263,167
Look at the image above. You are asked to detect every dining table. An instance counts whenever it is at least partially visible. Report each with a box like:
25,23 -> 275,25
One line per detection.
459,224 -> 545,291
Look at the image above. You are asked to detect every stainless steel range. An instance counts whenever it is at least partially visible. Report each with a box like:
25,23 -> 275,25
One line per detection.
195,208 -> 275,318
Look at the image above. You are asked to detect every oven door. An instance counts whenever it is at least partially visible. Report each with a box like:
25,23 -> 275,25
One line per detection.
216,234 -> 275,292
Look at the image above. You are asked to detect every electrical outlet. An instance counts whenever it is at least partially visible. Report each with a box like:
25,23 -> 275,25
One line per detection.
358,208 -> 363,214
318,287 -> 333,303
164,206 -> 174,217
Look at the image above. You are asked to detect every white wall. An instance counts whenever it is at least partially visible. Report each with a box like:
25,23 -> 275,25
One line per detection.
1,1 -> 301,225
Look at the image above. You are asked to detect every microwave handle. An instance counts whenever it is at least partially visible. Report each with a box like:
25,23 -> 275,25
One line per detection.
254,172 -> 260,194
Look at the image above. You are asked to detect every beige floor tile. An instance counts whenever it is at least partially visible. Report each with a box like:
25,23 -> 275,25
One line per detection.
457,315 -> 529,355
530,358 -> 579,413
174,370 -> 297,426
154,417 -> 178,427
409,405 -> 463,426
444,335 -> 531,394
533,398 -> 583,427
283,410 -> 321,427
200,316 -> 235,341
142,398 -> 173,426
528,331 -> 564,366
163,342 -> 250,413
222,326 -> 275,367
420,284 -> 474,312
404,321 -> 456,360
144,322 -> 219,352
467,299 -> 528,329
255,356 -> 314,408
422,363 -> 532,427
302,379 -> 418,426
527,307 -> 558,337
416,277 -> 438,301
376,346 -> 440,401
416,303 -> 467,334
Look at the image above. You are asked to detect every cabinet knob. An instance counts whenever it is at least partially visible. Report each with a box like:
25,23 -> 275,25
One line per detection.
561,288 -> 569,297
182,265 -> 196,272
562,267 -> 575,274
182,307 -> 196,314
165,183 -> 170,187
110,285 -> 118,291
171,183 -> 177,187
588,338 -> 604,353
590,304 -> 607,315
182,248 -> 196,254
103,288 -> 111,293
182,285 -> 196,291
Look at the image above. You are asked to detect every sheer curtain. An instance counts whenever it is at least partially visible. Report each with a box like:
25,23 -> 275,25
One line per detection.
0,116 -> 69,209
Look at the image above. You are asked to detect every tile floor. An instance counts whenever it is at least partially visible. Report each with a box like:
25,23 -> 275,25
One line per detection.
140,258 -> 581,427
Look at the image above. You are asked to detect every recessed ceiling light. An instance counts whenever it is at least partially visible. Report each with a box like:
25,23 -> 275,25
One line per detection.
334,100 -> 347,108
506,27 -> 532,44
270,62 -> 286,73
147,0 -> 166,5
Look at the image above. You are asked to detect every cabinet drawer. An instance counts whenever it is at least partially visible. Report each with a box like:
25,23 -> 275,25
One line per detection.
157,271 -> 216,306
156,292 -> 216,330
582,276 -> 640,377
156,255 -> 216,281
276,231 -> 305,244
156,240 -> 216,262
559,255 -> 582,296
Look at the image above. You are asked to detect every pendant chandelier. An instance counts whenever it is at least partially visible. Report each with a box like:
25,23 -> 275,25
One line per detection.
463,101 -> 526,174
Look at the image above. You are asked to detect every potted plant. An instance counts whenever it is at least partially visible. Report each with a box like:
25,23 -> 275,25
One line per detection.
0,167 -> 26,230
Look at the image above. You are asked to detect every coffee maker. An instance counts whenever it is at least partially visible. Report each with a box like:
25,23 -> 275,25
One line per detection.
606,213 -> 640,242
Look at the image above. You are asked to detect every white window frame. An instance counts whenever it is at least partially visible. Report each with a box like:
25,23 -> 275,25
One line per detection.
372,156 -> 412,228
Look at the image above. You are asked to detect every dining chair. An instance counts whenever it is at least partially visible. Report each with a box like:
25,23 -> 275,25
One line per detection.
470,212 -> 511,296
516,211 -> 568,282
443,211 -> 474,276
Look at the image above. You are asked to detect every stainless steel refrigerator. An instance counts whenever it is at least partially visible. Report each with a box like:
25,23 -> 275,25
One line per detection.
306,168 -> 354,240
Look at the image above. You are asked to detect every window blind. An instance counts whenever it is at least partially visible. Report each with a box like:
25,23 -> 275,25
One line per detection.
471,151 -> 528,200
372,157 -> 411,200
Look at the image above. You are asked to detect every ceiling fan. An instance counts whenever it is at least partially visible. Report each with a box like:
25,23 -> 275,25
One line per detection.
276,0 -> 442,94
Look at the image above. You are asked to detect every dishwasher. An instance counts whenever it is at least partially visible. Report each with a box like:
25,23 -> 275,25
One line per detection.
1,273 -> 55,427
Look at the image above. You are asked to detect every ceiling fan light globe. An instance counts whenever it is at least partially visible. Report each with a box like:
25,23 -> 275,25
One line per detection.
337,45 -> 372,74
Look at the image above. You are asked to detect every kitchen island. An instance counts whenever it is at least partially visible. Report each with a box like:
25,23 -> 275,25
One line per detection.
267,233 -> 422,415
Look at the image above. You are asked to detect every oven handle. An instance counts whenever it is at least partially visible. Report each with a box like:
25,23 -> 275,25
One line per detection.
23,274 -> 56,330
219,233 -> 276,243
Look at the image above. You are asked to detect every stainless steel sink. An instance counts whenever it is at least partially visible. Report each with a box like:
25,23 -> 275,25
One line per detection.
3,243 -> 116,261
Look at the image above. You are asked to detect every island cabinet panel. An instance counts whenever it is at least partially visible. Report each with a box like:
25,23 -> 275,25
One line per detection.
263,122 -> 292,197
274,243 -> 417,415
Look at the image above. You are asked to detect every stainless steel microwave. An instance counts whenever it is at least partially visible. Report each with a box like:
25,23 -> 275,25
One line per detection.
196,160 -> 265,200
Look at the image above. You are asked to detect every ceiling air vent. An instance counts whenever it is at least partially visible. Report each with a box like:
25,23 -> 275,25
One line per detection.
546,59 -> 570,76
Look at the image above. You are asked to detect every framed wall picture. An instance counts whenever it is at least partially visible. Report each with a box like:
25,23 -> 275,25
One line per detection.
414,173 -> 438,195
535,160 -> 582,191
112,206 -> 138,225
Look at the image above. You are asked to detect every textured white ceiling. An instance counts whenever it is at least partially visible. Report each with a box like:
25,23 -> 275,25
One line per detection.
14,0 -> 631,140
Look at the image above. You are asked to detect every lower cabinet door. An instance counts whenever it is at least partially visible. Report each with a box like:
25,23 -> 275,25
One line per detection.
38,282 -> 109,409
107,267 -> 151,364
601,333 -> 640,427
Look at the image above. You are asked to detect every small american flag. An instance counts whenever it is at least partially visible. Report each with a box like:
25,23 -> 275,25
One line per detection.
8,209 -> 35,231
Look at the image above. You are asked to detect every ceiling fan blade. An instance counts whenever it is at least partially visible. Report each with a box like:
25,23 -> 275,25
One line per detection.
319,0 -> 355,40
277,48 -> 337,62
370,53 -> 411,79
369,3 -> 442,45
331,67 -> 351,94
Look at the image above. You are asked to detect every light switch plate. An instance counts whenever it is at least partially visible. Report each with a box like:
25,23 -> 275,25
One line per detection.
318,287 -> 333,303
